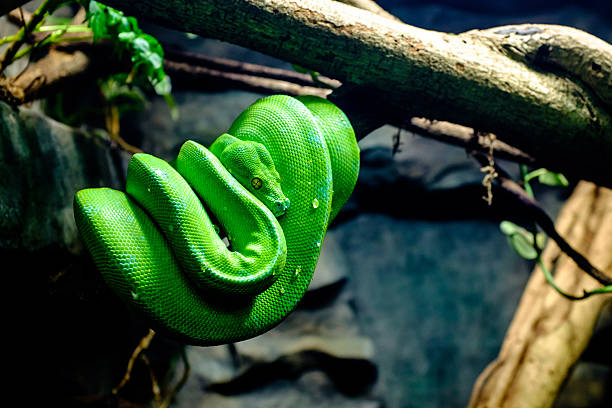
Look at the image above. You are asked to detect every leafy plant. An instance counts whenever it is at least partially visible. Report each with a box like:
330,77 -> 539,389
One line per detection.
81,0 -> 176,116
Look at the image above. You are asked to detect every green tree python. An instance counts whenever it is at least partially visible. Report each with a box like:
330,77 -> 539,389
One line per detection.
74,95 -> 360,345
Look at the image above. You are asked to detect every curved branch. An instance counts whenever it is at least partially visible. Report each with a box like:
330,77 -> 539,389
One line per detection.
99,0 -> 612,187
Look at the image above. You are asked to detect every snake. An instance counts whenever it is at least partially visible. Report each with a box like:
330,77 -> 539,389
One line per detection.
73,95 -> 360,346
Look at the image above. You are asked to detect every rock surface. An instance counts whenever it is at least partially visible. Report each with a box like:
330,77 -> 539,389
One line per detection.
0,101 -> 125,251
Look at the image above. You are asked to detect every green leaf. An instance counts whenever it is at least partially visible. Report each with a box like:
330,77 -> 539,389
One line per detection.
500,221 -> 540,260
117,31 -> 136,43
88,3 -> 108,41
499,220 -> 522,236
507,233 -> 538,260
85,1 -> 173,112
153,74 -> 172,95
538,170 -> 569,187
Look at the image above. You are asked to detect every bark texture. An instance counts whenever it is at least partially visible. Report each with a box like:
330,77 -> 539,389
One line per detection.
469,181 -> 612,408
98,0 -> 612,187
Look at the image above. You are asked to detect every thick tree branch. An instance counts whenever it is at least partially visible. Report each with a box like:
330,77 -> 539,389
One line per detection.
99,0 -> 612,188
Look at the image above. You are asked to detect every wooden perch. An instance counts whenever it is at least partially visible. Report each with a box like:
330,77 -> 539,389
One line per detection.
99,0 -> 612,187
469,181 -> 612,408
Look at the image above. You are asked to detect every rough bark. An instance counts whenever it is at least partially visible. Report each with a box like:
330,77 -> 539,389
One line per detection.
98,0 -> 612,188
468,181 -> 612,408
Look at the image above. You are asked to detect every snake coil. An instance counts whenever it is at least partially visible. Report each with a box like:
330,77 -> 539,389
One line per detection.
74,95 -> 359,345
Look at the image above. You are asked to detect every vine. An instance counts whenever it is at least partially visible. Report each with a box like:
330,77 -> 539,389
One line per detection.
500,166 -> 612,299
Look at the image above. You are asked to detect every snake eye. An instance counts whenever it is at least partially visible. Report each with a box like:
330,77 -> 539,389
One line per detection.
251,177 -> 262,190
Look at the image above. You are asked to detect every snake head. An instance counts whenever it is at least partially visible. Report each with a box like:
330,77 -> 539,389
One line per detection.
211,134 -> 290,217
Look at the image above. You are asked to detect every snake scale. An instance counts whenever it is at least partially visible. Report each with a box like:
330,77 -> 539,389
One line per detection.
74,95 -> 359,345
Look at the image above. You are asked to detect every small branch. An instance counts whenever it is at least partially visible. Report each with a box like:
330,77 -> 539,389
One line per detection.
471,152 -> 612,286
405,118 -> 536,165
0,46 -> 94,105
139,354 -> 162,403
164,59 -> 331,98
112,329 -> 156,396
165,50 -> 340,89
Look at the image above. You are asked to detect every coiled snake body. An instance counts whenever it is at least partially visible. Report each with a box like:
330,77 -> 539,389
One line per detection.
74,95 -> 359,345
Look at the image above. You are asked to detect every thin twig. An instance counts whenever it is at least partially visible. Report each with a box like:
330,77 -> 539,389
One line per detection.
112,328 -> 156,395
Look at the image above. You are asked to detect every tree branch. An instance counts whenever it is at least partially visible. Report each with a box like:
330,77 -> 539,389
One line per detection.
406,118 -> 536,165
98,0 -> 612,187
163,50 -> 337,97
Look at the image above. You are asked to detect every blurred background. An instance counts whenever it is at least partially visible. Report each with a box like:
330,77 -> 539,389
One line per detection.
1,1 -> 610,407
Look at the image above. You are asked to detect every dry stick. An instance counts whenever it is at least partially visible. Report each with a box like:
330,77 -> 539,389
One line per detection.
139,354 -> 162,403
112,329 -> 156,396
403,110 -> 610,285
